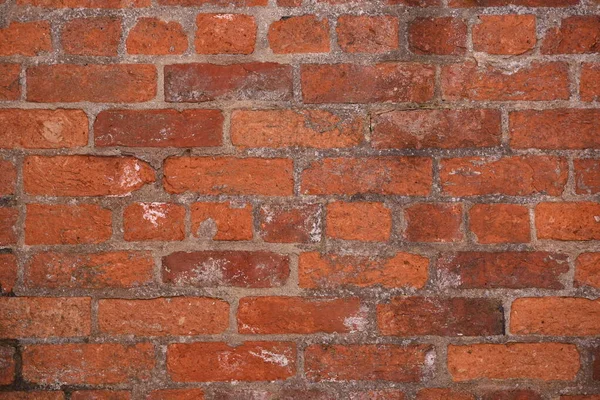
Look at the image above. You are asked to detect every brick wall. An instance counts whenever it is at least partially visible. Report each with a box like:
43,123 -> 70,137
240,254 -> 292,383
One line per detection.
0,0 -> 600,398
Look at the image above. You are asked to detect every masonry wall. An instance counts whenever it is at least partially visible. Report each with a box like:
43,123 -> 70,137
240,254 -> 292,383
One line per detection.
1,0 -> 600,398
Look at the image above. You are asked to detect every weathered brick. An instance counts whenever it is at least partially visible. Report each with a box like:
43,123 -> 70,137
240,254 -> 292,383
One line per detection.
25,251 -> 154,289
299,252 -> 429,289
238,297 -> 363,334
449,0 -> 577,5
25,204 -> 112,245
0,160 -> 16,195
196,14 -> 256,55
24,156 -> 154,196
305,344 -> 430,382
301,157 -> 432,195
302,63 -> 435,103
469,204 -> 530,244
536,202 -> 600,241
147,389 -> 206,400
159,0 -> 266,5
269,15 -> 329,54
437,252 -> 569,289
574,159 -> 600,194
447,343 -> 580,381
231,109 -> 363,148
409,17 -> 467,55
167,342 -> 296,382
162,251 -> 289,288
71,391 -> 131,400
482,391 -> 543,400
580,63 -> 600,101
0,208 -> 17,245
127,18 -> 187,55
0,109 -> 88,149
98,297 -> 229,335
62,17 -> 121,56
191,202 -> 253,241
124,202 -> 186,241
327,202 -> 391,242
258,203 -> 322,243
405,203 -> 463,242
417,389 -> 474,400
22,343 -> 154,385
0,393 -> 64,400
164,157 -> 293,195
0,297 -> 91,338
0,64 -> 20,100
0,346 -> 15,385
440,156 -> 567,196
0,21 -> 51,56
442,62 -> 570,101
473,15 -> 536,55
17,0 -> 149,7
378,297 -> 503,336
0,253 -> 17,294
337,15 -> 399,53
371,109 -> 501,149
165,63 -> 292,102
352,391 -> 406,400
542,16 -> 600,54
575,253 -> 600,288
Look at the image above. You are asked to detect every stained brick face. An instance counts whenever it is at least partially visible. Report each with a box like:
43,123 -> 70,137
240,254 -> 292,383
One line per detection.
2,0 -> 599,397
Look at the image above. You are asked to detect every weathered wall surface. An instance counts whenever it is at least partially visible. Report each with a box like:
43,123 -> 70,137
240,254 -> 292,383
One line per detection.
1,0 -> 600,398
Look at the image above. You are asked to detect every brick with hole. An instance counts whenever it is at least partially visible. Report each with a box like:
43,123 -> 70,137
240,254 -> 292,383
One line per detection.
437,252 -> 569,289
405,203 -> 462,242
305,344 -> 431,382
258,202 -> 322,243
0,21 -> 52,56
71,391 -> 131,400
327,202 -> 391,242
536,202 -> 600,241
0,64 -> 20,100
417,389 -> 475,400
447,343 -> 580,381
269,15 -> 329,54
0,253 -> 17,294
337,15 -> 399,53
469,204 -> 530,244
124,202 -> 185,241
62,17 -> 122,56
0,208 -> 17,245
575,253 -> 600,288
301,157 -> 432,195
0,346 -> 15,385
167,342 -> 296,382
473,15 -> 536,55
378,297 -> 503,336
238,297 -> 364,334
127,18 -> 187,55
22,343 -> 154,385
299,252 -> 429,289
542,16 -> 600,54
0,297 -> 91,338
191,202 -> 253,241
196,14 -> 256,55
95,109 -> 223,148
230,109 -> 364,148
409,17 -> 467,55
162,251 -> 289,288
147,389 -> 206,400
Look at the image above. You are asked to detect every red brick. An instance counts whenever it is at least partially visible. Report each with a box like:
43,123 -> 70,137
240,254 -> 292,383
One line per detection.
24,156 -> 154,196
25,204 -> 112,245
124,202 -> 185,241
238,297 -> 363,334
0,160 -> 16,195
196,14 -> 256,55
191,202 -> 253,241
447,343 -> 580,381
0,109 -> 88,149
417,389 -> 474,400
0,297 -> 90,338
211,388 -> 335,400
0,64 -> 20,100
442,62 -> 570,101
27,64 -> 157,103
409,17 -> 467,55
269,15 -> 329,54
165,63 -> 292,102
352,391 -> 406,400
449,0 -> 577,5
378,297 -> 503,336
277,0 -> 301,5
542,16 -> 600,54
482,391 -> 543,400
231,109 -> 363,149
305,344 -> 430,382
62,17 -> 121,56
162,251 -> 289,288
302,63 -> 435,103
581,63 -> 600,101
127,18 -> 187,55
510,109 -> 600,149
473,15 -> 536,55
0,253 -> 17,294
388,0 -> 439,4
511,297 -> 600,336
437,252 -> 569,289
22,343 -> 154,385
536,202 -> 600,241
0,21 -> 51,56
301,157 -> 432,195
575,253 -> 600,288
71,391 -> 131,400
469,204 -> 530,244
574,159 -> 600,194
17,0 -> 149,6
327,202 -> 391,242
299,252 -> 429,289
147,390 -> 205,400
337,15 -> 398,53
371,109 -> 501,149
159,0 -> 265,5
25,251 -> 154,289
258,203 -> 322,243
98,297 -> 229,335
405,203 -> 462,243
167,342 -> 296,382
164,157 -> 293,195
0,208 -> 17,245
440,156 -> 567,196
0,346 -> 15,385
0,393 -> 64,400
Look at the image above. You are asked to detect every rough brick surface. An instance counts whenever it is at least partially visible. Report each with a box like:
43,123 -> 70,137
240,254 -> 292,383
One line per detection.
3,0 -> 600,397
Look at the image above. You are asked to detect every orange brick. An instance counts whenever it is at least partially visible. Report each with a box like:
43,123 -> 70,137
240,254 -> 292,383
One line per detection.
124,202 -> 185,241
327,202 -> 391,242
